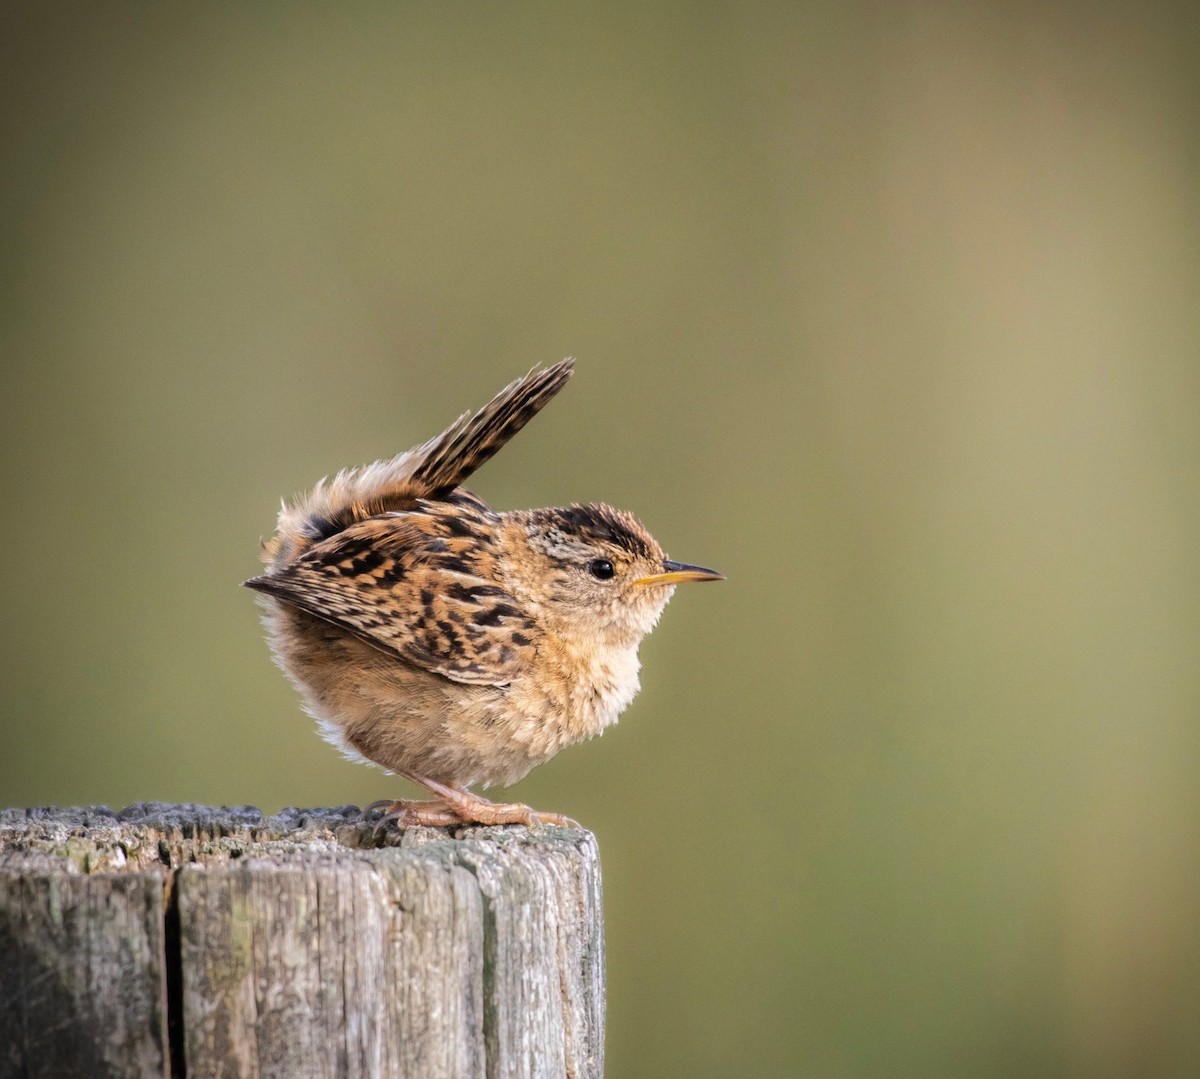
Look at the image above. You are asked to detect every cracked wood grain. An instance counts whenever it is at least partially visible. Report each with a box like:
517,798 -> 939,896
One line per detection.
0,804 -> 604,1079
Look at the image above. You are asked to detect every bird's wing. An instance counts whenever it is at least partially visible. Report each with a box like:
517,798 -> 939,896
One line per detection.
245,508 -> 540,686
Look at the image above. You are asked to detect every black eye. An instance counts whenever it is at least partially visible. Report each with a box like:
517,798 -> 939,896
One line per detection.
587,558 -> 615,580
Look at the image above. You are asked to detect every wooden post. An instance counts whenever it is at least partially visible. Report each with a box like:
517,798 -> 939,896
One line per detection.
0,804 -> 604,1079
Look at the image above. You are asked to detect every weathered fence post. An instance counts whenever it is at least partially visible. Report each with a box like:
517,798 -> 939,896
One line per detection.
0,804 -> 604,1079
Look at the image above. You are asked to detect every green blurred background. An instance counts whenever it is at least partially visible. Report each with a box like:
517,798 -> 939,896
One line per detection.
4,3 -> 1199,1076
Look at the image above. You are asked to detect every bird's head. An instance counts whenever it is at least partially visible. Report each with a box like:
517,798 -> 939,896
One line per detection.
501,503 -> 723,646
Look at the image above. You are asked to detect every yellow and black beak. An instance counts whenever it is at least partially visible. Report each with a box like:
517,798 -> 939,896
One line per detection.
632,559 -> 725,587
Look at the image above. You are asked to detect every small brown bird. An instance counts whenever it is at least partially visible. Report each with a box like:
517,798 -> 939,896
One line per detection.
245,359 -> 721,827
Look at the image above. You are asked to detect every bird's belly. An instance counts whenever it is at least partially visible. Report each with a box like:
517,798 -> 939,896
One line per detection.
262,602 -> 642,790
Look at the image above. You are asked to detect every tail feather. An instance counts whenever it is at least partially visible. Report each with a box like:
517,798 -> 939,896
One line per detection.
265,358 -> 574,567
409,358 -> 574,495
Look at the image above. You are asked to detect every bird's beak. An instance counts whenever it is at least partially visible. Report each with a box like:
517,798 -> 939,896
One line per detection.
632,559 -> 725,587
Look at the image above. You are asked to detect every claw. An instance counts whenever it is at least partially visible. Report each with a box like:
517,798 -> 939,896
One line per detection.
529,810 -> 582,828
369,799 -> 465,837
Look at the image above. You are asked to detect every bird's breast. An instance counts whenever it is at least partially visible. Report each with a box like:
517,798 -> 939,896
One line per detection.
581,644 -> 643,731
506,637 -> 642,755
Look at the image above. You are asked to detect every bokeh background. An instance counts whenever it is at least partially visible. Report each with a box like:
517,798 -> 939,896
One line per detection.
4,4 -> 1199,1076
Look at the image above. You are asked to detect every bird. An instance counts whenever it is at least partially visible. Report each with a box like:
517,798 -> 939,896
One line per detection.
244,358 -> 722,828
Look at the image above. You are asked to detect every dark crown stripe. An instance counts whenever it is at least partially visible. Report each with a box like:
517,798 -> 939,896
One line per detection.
547,503 -> 657,559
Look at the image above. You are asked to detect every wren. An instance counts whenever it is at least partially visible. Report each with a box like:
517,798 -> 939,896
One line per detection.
244,359 -> 722,827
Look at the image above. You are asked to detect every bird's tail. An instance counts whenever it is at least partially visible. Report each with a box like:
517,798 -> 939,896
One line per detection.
264,358 -> 575,567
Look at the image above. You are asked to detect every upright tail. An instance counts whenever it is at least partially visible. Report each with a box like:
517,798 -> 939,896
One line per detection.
407,357 -> 575,497
264,358 -> 575,567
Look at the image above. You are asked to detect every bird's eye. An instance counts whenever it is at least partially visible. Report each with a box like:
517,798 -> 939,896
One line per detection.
586,558 -> 615,580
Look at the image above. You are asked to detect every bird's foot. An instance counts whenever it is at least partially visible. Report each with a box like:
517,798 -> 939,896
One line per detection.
448,797 -> 580,828
366,799 -> 464,835
421,778 -> 581,828
366,780 -> 581,832
410,777 -> 578,825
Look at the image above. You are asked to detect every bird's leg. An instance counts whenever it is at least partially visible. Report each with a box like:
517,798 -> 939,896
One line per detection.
413,775 -> 580,828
